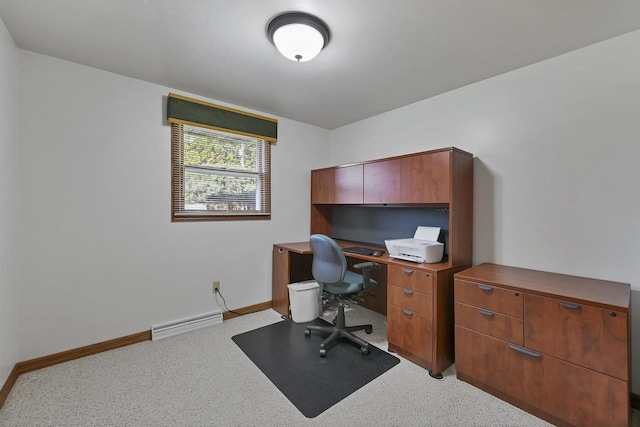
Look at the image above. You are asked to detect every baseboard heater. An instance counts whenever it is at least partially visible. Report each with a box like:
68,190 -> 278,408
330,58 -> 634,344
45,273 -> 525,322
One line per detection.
151,309 -> 223,341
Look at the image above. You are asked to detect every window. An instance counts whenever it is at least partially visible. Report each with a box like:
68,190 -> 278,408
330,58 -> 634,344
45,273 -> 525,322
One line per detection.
167,93 -> 277,221
172,124 -> 270,220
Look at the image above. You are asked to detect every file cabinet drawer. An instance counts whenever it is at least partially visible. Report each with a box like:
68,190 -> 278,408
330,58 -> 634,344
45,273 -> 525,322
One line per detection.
387,303 -> 432,363
388,265 -> 433,294
454,278 -> 523,318
455,326 -> 628,427
524,294 -> 628,380
388,284 -> 432,318
454,302 -> 523,345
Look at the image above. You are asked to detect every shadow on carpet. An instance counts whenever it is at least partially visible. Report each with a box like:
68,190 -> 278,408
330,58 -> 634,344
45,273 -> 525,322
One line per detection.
232,317 -> 400,418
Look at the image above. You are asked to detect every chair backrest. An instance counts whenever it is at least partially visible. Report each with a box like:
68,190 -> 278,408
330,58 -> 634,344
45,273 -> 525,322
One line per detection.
310,234 -> 347,285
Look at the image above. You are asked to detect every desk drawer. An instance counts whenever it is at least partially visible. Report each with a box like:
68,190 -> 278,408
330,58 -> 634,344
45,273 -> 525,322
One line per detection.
454,302 -> 523,345
388,284 -> 432,317
387,303 -> 432,363
454,279 -> 523,318
388,265 -> 433,294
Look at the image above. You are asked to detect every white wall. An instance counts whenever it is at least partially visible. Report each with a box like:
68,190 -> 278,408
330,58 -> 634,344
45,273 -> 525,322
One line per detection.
331,30 -> 640,392
16,51 -> 330,361
10,24 -> 640,396
0,16 -> 18,387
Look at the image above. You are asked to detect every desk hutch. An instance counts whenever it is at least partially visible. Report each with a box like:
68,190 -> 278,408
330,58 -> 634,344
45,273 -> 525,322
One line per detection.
272,147 -> 474,377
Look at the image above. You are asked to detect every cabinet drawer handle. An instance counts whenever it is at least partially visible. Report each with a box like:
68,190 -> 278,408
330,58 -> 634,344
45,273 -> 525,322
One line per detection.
478,309 -> 494,317
477,284 -> 493,292
508,344 -> 542,358
403,268 -> 414,274
559,301 -> 581,310
278,248 -> 283,253
403,289 -> 414,295
402,309 -> 413,316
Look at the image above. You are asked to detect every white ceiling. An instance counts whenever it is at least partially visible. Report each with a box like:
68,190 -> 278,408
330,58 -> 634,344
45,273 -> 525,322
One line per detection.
1,0 -> 640,129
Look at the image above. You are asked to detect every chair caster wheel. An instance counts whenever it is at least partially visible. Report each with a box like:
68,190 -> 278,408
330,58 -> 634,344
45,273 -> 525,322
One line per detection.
365,326 -> 373,334
319,349 -> 327,357
360,346 -> 370,356
304,329 -> 310,337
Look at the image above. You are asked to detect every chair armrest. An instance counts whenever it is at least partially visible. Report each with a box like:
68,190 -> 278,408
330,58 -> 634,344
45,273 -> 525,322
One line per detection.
353,262 -> 381,270
353,262 -> 381,289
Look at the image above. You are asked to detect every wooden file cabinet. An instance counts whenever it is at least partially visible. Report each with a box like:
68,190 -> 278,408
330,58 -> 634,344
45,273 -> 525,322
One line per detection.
454,263 -> 630,427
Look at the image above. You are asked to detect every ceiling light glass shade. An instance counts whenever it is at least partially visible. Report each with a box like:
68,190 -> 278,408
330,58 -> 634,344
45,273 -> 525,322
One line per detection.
267,12 -> 330,63
272,24 -> 324,62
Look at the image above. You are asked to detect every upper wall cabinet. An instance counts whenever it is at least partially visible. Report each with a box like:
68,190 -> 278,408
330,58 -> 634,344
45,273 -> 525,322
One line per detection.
363,159 -> 402,204
314,149 -> 457,206
400,151 -> 451,203
312,164 -> 363,204
310,147 -> 473,266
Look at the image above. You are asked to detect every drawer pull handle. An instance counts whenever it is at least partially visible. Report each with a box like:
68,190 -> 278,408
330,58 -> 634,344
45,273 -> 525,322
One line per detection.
402,309 -> 413,316
477,284 -> 493,292
278,248 -> 283,253
610,312 -> 617,318
403,289 -> 414,295
508,344 -> 542,358
403,268 -> 414,274
559,301 -> 581,310
478,309 -> 494,317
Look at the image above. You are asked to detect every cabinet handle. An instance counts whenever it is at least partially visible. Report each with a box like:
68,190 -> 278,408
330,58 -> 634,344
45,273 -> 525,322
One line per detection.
610,312 -> 617,318
403,268 -> 414,274
403,289 -> 414,295
478,309 -> 494,317
559,301 -> 581,310
402,309 -> 413,316
278,248 -> 283,253
477,284 -> 493,292
508,344 -> 542,358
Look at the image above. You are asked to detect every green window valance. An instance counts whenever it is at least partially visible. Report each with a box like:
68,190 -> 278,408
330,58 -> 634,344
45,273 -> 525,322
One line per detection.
167,93 -> 278,142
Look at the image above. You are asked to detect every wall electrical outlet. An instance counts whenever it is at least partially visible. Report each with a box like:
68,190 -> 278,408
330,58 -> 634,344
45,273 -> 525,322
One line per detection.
212,281 -> 220,293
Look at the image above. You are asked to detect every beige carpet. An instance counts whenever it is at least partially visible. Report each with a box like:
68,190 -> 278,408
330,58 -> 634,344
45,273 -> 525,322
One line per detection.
0,305 -> 635,426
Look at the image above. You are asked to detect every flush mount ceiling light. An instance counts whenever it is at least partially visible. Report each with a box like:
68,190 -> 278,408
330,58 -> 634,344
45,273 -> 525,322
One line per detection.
267,12 -> 330,62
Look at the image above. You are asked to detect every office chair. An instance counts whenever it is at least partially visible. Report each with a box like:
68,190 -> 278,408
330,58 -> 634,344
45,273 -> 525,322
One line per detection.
304,234 -> 381,357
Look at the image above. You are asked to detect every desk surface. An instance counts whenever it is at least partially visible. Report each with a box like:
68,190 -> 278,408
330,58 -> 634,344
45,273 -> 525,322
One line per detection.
275,240 -> 454,272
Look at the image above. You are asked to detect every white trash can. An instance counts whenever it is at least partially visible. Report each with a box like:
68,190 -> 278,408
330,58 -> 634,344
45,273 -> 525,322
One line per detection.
287,280 -> 320,323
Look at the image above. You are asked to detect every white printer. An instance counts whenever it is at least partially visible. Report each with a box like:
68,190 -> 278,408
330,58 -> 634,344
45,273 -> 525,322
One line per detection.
385,226 -> 444,263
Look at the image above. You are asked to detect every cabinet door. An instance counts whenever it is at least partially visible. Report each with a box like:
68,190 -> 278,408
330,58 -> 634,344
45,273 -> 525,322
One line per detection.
524,294 -> 628,380
388,303 -> 432,363
311,168 -> 335,204
400,151 -> 451,203
363,159 -> 401,203
334,164 -> 363,204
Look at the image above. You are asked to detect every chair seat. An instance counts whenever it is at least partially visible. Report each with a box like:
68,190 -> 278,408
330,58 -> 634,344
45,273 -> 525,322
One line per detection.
323,270 -> 378,295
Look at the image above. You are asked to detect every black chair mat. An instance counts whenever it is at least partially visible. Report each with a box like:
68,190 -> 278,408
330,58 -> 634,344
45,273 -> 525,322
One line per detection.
232,317 -> 400,418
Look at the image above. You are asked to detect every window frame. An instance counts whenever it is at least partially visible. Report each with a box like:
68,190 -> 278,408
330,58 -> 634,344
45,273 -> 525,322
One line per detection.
171,123 -> 271,222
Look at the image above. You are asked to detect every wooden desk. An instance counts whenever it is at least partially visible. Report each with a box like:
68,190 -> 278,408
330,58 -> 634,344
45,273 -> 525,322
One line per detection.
272,239 -> 470,377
